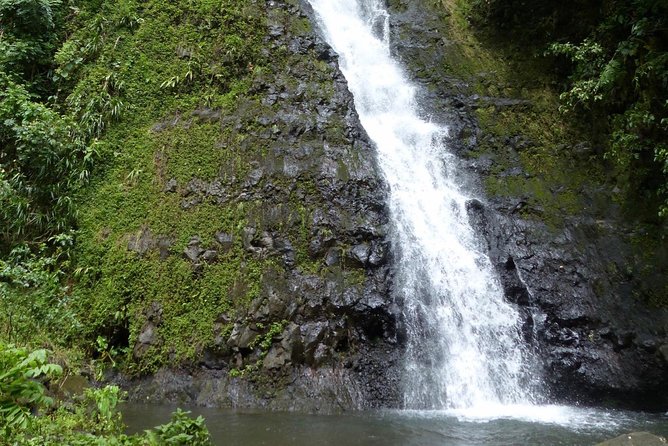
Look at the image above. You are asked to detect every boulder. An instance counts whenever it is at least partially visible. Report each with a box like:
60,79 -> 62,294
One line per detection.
596,432 -> 667,446
183,236 -> 204,262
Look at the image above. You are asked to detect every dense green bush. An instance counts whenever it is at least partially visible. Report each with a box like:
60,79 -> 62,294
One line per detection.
0,239 -> 82,346
0,344 -> 62,436
0,345 -> 212,445
471,0 -> 668,216
548,0 -> 668,215
0,77 -> 93,249
0,0 -> 65,96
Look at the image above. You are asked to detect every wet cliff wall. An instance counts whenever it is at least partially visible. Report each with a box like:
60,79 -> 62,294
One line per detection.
31,0 -> 668,412
386,0 -> 668,410
65,0 -> 400,411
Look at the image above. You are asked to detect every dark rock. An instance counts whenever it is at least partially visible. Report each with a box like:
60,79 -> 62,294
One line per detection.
201,250 -> 218,263
192,107 -> 222,123
660,345 -> 668,363
146,302 -> 163,323
263,346 -> 290,370
164,178 -> 178,193
595,432 -> 667,446
227,324 -> 258,350
183,236 -> 204,262
302,322 -> 328,366
324,247 -> 341,267
215,232 -> 234,251
348,244 -> 371,267
281,323 -> 304,363
138,324 -> 156,345
134,322 -> 159,359
128,227 -> 156,256
368,241 -> 388,266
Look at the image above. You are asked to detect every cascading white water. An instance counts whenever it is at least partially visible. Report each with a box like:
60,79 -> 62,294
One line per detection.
307,0 -> 541,410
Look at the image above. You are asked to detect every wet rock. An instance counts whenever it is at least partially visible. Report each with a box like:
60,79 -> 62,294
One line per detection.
368,241 -> 388,266
348,244 -> 371,267
164,178 -> 178,193
227,324 -> 258,350
244,168 -> 264,188
660,345 -> 668,363
263,346 -> 290,370
595,432 -> 667,446
302,322 -> 328,366
324,247 -> 341,267
281,323 -> 304,363
312,344 -> 331,367
183,236 -> 205,262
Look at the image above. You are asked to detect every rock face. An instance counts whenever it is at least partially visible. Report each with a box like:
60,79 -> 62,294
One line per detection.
120,0 -> 667,412
596,432 -> 667,446
386,0 -> 668,410
120,0 -> 401,411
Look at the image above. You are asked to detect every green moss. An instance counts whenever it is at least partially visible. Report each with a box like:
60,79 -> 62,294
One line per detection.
424,0 -> 606,230
60,0 -> 277,371
61,0 -> 368,370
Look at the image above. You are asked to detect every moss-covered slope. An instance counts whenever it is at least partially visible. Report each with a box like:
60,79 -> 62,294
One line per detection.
60,0 -> 400,410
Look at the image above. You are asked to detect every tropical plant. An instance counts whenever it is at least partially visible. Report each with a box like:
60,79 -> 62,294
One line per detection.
0,0 -> 64,90
3,378 -> 213,446
548,0 -> 668,215
147,409 -> 212,446
0,76 -> 94,249
0,344 -> 62,436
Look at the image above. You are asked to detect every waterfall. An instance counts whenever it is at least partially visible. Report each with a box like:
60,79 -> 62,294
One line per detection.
306,0 -> 541,410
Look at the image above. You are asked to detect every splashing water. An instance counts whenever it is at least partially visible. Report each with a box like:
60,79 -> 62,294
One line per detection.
306,0 -> 542,410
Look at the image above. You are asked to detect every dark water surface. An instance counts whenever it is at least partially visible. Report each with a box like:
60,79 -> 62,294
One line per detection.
123,403 -> 668,446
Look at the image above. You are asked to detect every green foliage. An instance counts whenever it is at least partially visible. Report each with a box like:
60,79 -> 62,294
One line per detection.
252,320 -> 287,353
469,0 -> 600,46
2,373 -> 212,446
0,343 -> 62,436
471,0 -> 668,216
0,77 -> 93,247
0,237 -> 81,346
547,0 -> 668,215
0,0 -> 64,86
146,409 -> 211,446
43,0 -> 275,372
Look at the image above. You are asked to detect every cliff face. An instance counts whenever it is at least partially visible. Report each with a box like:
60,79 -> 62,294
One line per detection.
71,0 -> 667,411
71,0 -> 401,411
386,0 -> 668,410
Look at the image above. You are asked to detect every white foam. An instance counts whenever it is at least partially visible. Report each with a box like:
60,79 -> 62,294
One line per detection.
398,404 -> 631,430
